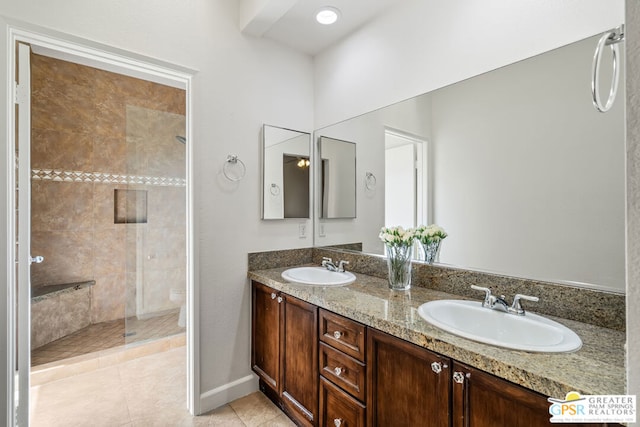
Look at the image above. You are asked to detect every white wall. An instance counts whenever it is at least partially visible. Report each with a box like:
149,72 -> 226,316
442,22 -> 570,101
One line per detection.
430,35 -> 625,291
0,0 -> 314,415
314,0 -> 625,128
626,0 -> 640,403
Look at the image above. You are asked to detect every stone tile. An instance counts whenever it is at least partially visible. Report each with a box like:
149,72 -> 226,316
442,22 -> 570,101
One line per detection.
144,226 -> 186,271
93,226 -> 127,277
31,128 -> 94,171
94,134 -> 128,175
31,286 -> 91,349
90,274 -> 126,323
31,181 -> 94,232
30,230 -> 94,286
257,414 -> 297,426
146,186 -> 186,227
30,366 -> 131,427
205,405 -> 245,426
229,392 -> 283,427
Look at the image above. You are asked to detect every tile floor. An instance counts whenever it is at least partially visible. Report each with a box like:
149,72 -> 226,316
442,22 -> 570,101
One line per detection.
32,312 -> 185,366
31,346 -> 294,427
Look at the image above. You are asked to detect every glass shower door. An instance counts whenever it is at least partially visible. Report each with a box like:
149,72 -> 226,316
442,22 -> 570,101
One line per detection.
123,103 -> 187,345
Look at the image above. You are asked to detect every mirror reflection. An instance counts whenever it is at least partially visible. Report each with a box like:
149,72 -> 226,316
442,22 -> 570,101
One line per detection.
314,34 -> 625,293
318,136 -> 356,219
262,125 -> 311,219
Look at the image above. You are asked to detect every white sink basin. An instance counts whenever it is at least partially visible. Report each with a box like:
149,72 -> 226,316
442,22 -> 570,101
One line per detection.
281,267 -> 356,286
417,300 -> 582,353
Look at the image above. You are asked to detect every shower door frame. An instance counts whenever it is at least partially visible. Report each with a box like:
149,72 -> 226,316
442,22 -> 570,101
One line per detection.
5,22 -> 199,424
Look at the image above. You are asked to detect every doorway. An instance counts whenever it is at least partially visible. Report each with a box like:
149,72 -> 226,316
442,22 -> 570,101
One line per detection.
8,28 -> 196,426
384,128 -> 429,230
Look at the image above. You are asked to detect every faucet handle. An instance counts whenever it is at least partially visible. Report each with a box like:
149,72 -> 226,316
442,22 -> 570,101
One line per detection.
470,285 -> 493,307
322,257 -> 333,266
337,260 -> 349,272
511,294 -> 539,315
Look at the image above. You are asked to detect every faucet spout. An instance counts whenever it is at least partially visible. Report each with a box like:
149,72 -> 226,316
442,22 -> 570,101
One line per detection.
489,295 -> 510,312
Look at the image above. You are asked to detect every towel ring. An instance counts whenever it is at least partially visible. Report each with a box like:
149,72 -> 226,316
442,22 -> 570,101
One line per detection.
223,155 -> 246,181
592,25 -> 624,113
365,172 -> 377,190
270,183 -> 280,196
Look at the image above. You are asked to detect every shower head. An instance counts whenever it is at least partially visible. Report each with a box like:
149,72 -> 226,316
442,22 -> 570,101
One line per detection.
175,136 -> 186,144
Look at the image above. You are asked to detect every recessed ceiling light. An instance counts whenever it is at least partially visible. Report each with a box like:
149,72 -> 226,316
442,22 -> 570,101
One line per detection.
316,7 -> 340,25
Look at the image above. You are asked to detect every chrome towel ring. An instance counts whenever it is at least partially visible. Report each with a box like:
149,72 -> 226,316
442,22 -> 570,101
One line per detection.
223,155 -> 246,181
592,25 -> 624,113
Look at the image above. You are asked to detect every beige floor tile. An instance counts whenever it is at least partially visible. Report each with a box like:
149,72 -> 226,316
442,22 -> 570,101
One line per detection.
30,341 -> 291,427
129,407 -> 211,427
257,413 -> 297,426
205,405 -> 246,426
30,366 -> 131,427
229,392 -> 283,427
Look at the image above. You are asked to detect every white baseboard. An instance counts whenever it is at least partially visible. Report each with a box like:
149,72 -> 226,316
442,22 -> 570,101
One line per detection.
198,374 -> 258,414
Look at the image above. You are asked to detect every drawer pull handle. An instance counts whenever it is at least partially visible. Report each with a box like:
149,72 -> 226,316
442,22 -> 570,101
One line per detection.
333,331 -> 342,340
333,366 -> 343,376
334,418 -> 343,427
270,293 -> 276,299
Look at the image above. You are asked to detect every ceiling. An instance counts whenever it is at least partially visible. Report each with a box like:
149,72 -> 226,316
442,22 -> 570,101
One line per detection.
239,0 -> 398,56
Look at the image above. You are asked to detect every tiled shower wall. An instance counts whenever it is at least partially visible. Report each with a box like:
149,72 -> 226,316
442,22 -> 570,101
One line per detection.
30,54 -> 186,324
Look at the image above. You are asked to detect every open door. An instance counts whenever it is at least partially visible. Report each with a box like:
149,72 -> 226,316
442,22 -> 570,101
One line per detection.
15,41 -> 32,427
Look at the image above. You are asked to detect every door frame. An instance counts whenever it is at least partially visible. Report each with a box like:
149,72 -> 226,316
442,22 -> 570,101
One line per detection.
4,21 -> 199,424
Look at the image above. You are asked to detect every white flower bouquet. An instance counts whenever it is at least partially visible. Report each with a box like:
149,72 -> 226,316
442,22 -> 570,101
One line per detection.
415,224 -> 447,263
379,226 -> 415,290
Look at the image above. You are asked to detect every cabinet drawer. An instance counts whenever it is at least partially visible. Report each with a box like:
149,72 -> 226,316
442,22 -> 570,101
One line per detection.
319,342 -> 366,402
320,377 -> 365,427
319,309 -> 366,362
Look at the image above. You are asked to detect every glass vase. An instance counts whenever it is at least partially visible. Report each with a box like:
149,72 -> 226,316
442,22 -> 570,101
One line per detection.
420,240 -> 441,264
385,243 -> 413,290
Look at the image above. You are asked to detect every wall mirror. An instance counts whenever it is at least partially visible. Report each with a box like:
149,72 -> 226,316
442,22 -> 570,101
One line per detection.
262,125 -> 311,219
314,33 -> 625,293
318,136 -> 356,219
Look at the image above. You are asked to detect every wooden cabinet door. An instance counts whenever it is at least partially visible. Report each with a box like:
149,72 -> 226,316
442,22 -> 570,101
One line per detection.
281,294 -> 318,426
367,328 -> 450,427
451,362 -> 618,427
251,281 -> 283,393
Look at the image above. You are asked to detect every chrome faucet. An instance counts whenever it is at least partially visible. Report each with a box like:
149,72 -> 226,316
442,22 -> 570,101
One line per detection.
321,257 -> 349,273
322,257 -> 338,271
470,285 -> 539,315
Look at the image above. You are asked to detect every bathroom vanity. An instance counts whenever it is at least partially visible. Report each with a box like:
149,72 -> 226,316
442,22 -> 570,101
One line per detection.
248,263 -> 625,427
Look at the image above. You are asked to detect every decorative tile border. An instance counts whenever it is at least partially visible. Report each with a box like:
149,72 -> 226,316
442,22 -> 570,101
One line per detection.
32,169 -> 186,187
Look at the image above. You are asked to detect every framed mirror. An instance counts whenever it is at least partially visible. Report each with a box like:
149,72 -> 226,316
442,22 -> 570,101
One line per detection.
314,33 -> 625,293
318,136 -> 356,219
262,125 -> 311,220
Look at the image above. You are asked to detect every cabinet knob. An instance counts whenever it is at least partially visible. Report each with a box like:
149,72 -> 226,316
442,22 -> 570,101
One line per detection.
277,296 -> 283,303
333,418 -> 343,427
333,331 -> 342,340
453,371 -> 470,384
333,366 -> 343,376
271,293 -> 276,300
431,362 -> 442,374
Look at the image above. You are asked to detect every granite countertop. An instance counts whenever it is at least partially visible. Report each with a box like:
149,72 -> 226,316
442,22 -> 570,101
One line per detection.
248,266 -> 626,399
